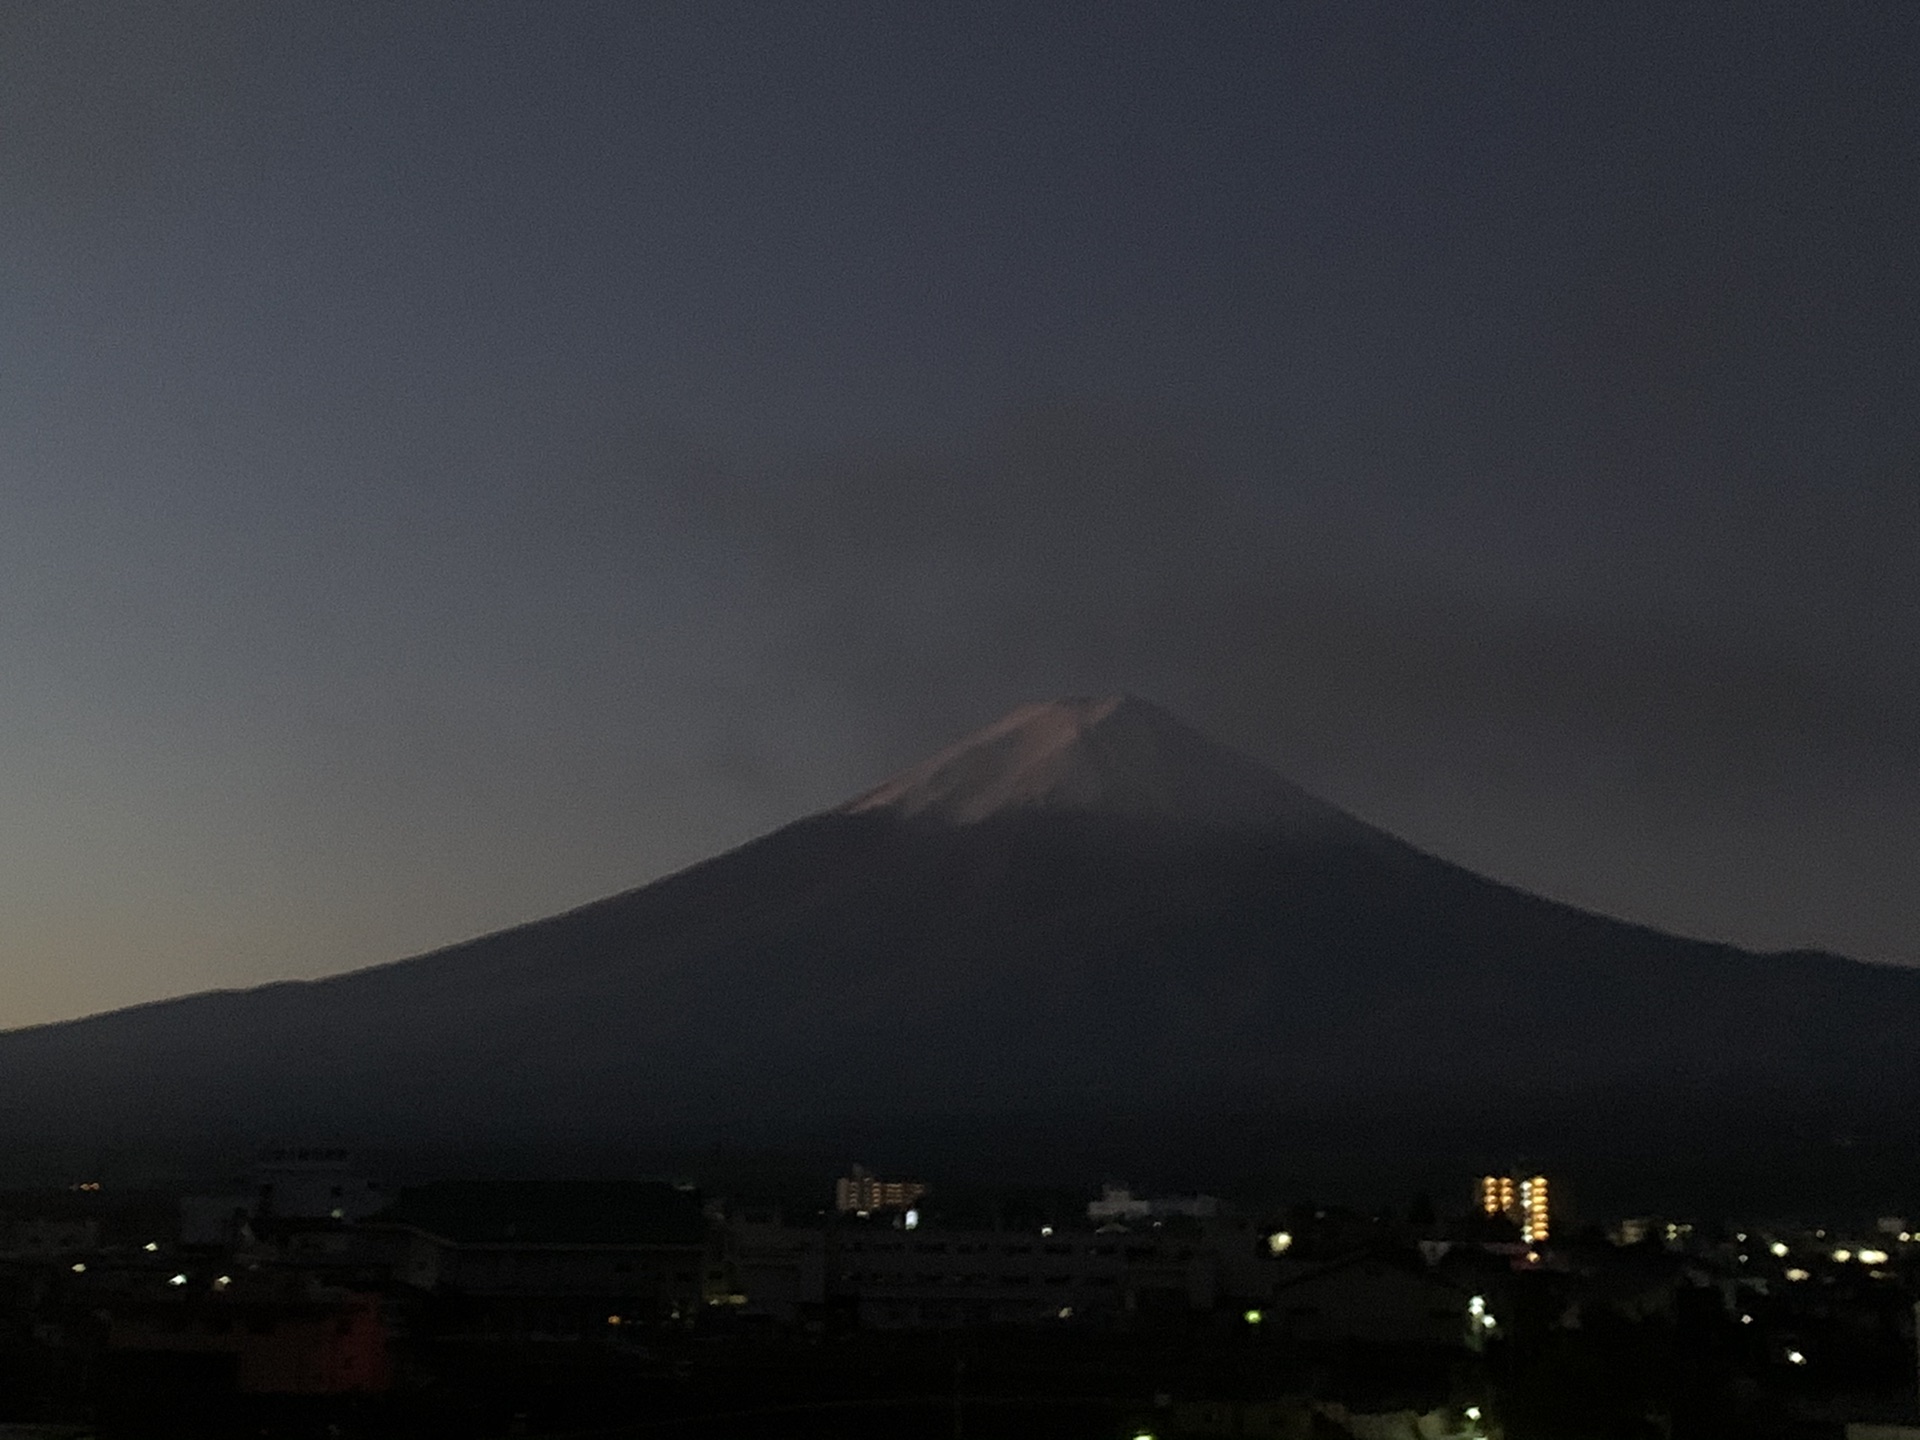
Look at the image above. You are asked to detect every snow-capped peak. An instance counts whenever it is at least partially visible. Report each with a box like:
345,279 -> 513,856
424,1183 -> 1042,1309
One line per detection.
840,694 -> 1357,830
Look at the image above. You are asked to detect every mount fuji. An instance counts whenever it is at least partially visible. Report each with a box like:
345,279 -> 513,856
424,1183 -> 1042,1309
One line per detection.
2,695 -> 1916,1203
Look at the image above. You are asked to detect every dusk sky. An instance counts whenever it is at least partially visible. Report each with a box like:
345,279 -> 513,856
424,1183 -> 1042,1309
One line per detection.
3,1 -> 1916,1029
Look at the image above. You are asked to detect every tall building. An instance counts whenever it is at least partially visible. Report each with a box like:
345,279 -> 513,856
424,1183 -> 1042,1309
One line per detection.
1477,1172 -> 1549,1244
834,1165 -> 927,1215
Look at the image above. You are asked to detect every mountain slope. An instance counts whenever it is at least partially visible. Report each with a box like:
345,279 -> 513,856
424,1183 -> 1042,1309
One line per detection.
2,696 -> 1916,1200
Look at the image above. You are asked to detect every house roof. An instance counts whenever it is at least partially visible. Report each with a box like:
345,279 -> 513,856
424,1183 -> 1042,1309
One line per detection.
1276,1247 -> 1474,1298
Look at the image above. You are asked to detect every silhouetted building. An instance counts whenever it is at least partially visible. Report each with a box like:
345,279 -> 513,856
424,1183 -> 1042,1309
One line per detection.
106,1277 -> 390,1394
1272,1253 -> 1484,1349
253,1145 -> 388,1221
388,1180 -> 713,1336
722,1205 -> 826,1323
825,1220 -> 1264,1328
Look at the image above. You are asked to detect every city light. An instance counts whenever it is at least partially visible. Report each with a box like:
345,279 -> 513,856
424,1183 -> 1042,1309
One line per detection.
1267,1230 -> 1292,1255
168,1273 -> 187,1286
903,1209 -> 920,1230
70,1263 -> 85,1274
1786,1268 -> 1811,1282
1482,1173 -> 1550,1242
1465,1406 -> 1482,1421
1857,1248 -> 1889,1265
1479,1175 -> 1515,1216
143,1242 -> 158,1253
1769,1241 -> 1789,1258
1520,1175 -> 1549,1243
1786,1349 -> 1807,1366
1243,1308 -> 1263,1325
1832,1249 -> 1852,1263
1740,1314 -> 1753,1325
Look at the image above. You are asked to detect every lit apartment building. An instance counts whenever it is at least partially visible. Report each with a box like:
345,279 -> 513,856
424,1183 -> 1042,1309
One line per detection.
1477,1172 -> 1550,1244
834,1165 -> 928,1215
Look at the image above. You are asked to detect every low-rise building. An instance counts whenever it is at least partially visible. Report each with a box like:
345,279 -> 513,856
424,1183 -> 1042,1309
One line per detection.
105,1274 -> 390,1395
722,1205 -> 826,1323
252,1146 -> 389,1222
1087,1184 -> 1219,1223
1271,1253 -> 1483,1349
825,1221 -> 1251,1328
387,1180 -> 713,1337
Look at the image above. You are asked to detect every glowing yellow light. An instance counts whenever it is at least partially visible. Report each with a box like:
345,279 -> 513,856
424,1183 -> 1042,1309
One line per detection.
1242,1308 -> 1263,1325
1858,1248 -> 1889,1265
1267,1230 -> 1292,1255
70,1263 -> 86,1274
1832,1249 -> 1851,1263
1785,1267 -> 1810,1281
143,1242 -> 159,1253
167,1273 -> 187,1286
606,1314 -> 622,1326
1769,1241 -> 1789,1258
1465,1406 -> 1482,1421
1786,1349 -> 1806,1365
1468,1295 -> 1486,1316
1518,1175 -> 1550,1243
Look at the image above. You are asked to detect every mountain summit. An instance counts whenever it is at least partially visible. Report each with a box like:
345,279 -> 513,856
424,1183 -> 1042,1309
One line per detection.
842,694 -> 1356,831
